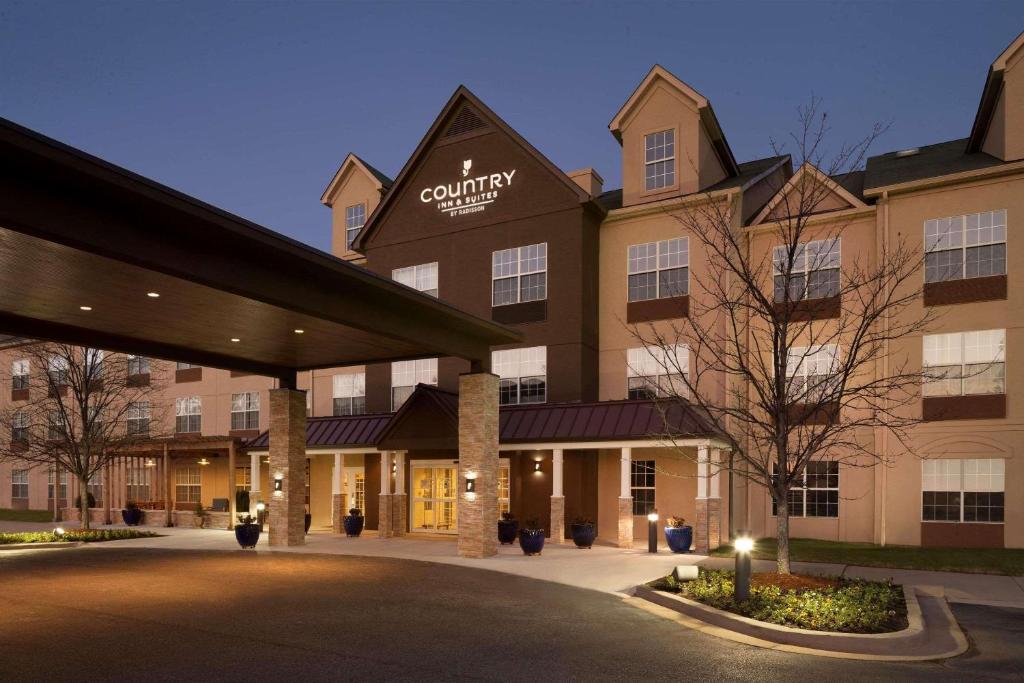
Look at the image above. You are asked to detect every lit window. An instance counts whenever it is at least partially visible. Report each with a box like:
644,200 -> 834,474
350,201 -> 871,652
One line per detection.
786,344 -> 840,403
772,461 -> 839,517
923,330 -> 1005,397
631,460 -> 655,515
627,238 -> 688,302
773,239 -> 840,302
231,392 -> 260,431
644,129 -> 675,191
333,373 -> 366,416
236,466 -> 251,488
922,458 -> 1004,523
391,359 -> 437,410
392,262 -> 438,297
492,243 -> 547,306
11,469 -> 29,500
126,467 -> 150,502
924,210 -> 1006,283
345,203 -> 366,251
627,345 -> 688,399
127,355 -> 150,376
492,346 -> 546,405
498,461 -> 511,517
127,401 -> 151,436
12,359 -> 29,390
175,467 -> 201,503
175,396 -> 202,433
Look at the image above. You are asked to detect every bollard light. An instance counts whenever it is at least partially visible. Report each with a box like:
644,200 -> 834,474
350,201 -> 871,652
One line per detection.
647,511 -> 659,553
255,501 -> 267,531
54,527 -> 65,537
734,532 -> 754,603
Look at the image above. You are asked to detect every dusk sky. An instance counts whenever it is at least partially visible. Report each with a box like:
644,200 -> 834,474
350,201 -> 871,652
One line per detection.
2,1 -> 1022,252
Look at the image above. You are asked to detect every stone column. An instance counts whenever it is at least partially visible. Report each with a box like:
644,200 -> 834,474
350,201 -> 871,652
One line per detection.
457,371 -> 499,559
268,388 -> 307,547
249,451 -> 260,517
163,444 -> 172,527
332,452 -> 345,534
694,445 -> 723,554
393,451 -> 407,536
617,447 -> 633,548
378,451 -> 393,538
550,448 -> 565,543
227,441 -> 237,529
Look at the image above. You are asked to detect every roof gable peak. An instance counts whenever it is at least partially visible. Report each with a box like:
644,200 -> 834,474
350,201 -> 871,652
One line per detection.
750,162 -> 867,225
320,152 -> 392,207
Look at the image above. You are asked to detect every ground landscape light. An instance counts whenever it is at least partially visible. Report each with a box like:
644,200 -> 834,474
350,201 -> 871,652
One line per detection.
54,527 -> 65,537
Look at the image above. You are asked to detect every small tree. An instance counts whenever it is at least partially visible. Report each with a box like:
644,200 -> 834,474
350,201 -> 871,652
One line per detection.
0,343 -> 169,529
631,100 -> 935,573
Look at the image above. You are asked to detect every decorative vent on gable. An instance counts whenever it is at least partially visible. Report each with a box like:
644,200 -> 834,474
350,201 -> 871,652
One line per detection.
444,107 -> 486,138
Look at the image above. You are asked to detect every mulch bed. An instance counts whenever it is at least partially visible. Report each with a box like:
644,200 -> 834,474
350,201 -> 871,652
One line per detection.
750,572 -> 839,592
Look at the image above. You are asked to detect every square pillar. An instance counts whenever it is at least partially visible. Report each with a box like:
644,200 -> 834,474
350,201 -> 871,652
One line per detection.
694,445 -> 722,554
550,448 -> 565,543
378,452 -> 393,538
618,447 -> 633,548
227,442 -> 237,529
249,452 -> 261,517
332,453 -> 345,534
268,388 -> 307,547
457,371 -> 499,559
393,451 -> 407,536
163,444 -> 172,527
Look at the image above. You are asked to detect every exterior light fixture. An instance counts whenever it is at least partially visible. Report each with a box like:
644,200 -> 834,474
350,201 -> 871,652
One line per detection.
230,338 -> 240,343
294,329 -> 304,334
392,462 -> 397,474
54,527 -> 65,537
197,457 -> 210,466
144,458 -> 156,468
274,476 -> 283,496
734,531 -> 754,602
146,292 -> 160,298
464,473 -> 477,500
647,511 -> 659,553
533,461 -> 542,473
255,501 -> 266,529
255,502 -> 266,512
79,306 -> 92,311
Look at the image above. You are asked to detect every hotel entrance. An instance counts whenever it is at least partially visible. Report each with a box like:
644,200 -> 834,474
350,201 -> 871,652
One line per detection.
411,461 -> 458,533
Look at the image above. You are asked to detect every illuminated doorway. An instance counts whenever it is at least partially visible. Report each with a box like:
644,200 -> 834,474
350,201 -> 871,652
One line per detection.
410,459 -> 510,533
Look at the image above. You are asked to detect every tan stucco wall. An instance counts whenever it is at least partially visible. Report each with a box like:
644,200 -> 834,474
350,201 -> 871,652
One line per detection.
326,164 -> 384,260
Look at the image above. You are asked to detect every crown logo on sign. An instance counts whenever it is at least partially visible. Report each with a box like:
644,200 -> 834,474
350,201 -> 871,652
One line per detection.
462,159 -> 472,177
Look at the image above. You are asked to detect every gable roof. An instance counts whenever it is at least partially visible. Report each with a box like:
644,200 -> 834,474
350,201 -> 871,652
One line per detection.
245,412 -> 391,449
352,86 -> 592,251
750,162 -> 868,226
320,153 -> 393,207
864,138 -> 1004,192
968,31 -> 1024,153
608,64 -> 739,177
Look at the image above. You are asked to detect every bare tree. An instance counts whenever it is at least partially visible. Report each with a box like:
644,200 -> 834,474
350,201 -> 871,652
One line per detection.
630,100 -> 935,573
0,343 -> 169,529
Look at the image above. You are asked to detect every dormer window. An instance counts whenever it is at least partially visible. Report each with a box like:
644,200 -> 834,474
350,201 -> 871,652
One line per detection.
644,129 -> 675,191
345,203 -> 366,251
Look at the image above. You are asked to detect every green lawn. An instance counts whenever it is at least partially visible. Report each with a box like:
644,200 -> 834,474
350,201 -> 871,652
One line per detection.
0,508 -> 55,522
710,537 -> 1024,576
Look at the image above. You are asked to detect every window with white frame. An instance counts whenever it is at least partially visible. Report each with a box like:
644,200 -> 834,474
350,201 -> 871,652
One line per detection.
87,473 -> 102,505
11,469 -> 29,499
85,348 -> 104,376
11,411 -> 28,444
631,460 -> 656,515
644,129 -> 675,191
773,239 -> 840,302
12,359 -> 28,390
175,466 -> 201,503
127,401 -> 151,436
175,396 -> 201,433
498,461 -> 511,517
126,467 -> 150,502
492,243 -> 547,306
235,466 -> 251,489
48,410 -> 65,441
333,373 -> 366,416
924,210 -> 1006,283
231,392 -> 260,431
627,238 -> 688,302
127,355 -> 150,376
48,469 -> 68,501
786,344 -> 840,403
772,461 -> 839,517
923,330 -> 1005,397
392,262 -> 438,297
492,346 -> 546,405
627,344 -> 688,399
391,359 -> 437,410
345,203 -> 366,251
922,458 -> 1004,523
47,355 -> 69,386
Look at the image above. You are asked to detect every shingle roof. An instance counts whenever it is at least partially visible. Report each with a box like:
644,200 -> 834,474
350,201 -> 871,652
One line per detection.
863,138 -> 1004,191
245,413 -> 392,449
353,154 -> 393,189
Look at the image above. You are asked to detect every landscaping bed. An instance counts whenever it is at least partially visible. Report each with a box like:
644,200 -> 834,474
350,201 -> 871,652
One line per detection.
0,529 -> 159,545
650,568 -> 906,633
0,508 -> 55,522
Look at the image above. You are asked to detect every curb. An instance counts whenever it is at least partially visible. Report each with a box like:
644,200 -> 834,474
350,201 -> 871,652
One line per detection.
0,541 -> 83,551
629,584 -> 968,661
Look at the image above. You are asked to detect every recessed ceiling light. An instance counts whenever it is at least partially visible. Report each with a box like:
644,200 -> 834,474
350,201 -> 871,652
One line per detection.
147,292 -> 160,298
79,306 -> 92,311
230,338 -> 240,343
294,329 -> 304,334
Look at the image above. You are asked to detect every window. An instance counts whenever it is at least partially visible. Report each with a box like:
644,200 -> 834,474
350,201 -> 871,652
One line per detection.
773,239 -> 840,302
631,460 -> 656,515
332,373 -> 366,416
923,330 -> 1005,397
628,238 -> 689,302
498,461 -> 511,517
492,243 -> 547,306
492,347 -> 546,405
87,473 -> 103,506
345,203 -> 366,251
11,411 -> 28,443
627,345 -> 688,399
923,458 -> 1004,523
175,467 -> 201,503
85,348 -> 104,377
128,355 -> 150,376
231,392 -> 260,431
644,129 -> 675,191
772,461 -> 839,518
48,469 -> 68,501
305,459 -> 311,505
786,344 -> 840,403
12,359 -> 28,390
392,262 -> 438,297
126,467 -> 150,502
127,401 -> 151,436
176,362 -> 198,371
351,472 -> 365,513
391,359 -> 437,410
47,355 -> 69,386
175,396 -> 201,433
48,410 -> 66,441
11,469 -> 29,499
925,210 -> 1006,283
236,466 -> 251,489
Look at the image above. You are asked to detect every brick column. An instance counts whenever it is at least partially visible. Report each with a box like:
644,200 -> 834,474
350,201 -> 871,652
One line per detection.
378,452 -> 393,538
617,447 -> 633,548
227,441 -> 236,529
163,444 -> 172,527
332,452 -> 345,534
457,371 -> 499,559
268,388 -> 307,547
694,445 -> 723,554
550,448 -> 565,543
393,451 -> 407,536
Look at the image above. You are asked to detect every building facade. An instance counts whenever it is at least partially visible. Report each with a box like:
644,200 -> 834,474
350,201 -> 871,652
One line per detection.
2,32 -> 1023,550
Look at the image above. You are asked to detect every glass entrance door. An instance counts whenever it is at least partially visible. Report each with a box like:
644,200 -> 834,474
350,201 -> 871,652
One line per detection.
411,461 -> 458,533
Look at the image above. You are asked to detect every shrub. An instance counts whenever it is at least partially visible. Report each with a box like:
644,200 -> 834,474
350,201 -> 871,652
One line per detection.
572,517 -> 594,526
523,518 -> 542,531
347,508 -> 362,517
665,516 -> 688,528
500,511 -> 516,521
236,489 -> 250,513
0,529 -> 158,545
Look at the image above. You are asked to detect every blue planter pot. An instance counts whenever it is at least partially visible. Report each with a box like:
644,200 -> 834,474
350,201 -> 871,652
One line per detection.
519,528 -> 545,556
571,523 -> 596,549
121,507 -> 143,526
664,526 -> 693,553
343,515 -> 364,537
234,523 -> 260,548
498,520 -> 518,545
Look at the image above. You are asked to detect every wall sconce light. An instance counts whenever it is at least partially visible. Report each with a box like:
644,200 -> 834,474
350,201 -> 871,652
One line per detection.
144,458 -> 156,468
533,461 -> 542,473
273,476 -> 283,496
464,473 -> 477,500
392,462 -> 398,474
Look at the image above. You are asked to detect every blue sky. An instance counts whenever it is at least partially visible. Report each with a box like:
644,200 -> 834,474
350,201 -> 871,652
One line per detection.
2,1 -> 1021,251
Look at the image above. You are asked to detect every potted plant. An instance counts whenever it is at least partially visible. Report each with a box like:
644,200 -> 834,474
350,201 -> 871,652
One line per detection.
234,514 -> 261,548
664,516 -> 693,553
497,511 -> 518,544
192,502 -> 205,529
518,518 -> 545,556
570,516 -> 596,549
343,507 -> 364,537
121,500 -> 143,526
